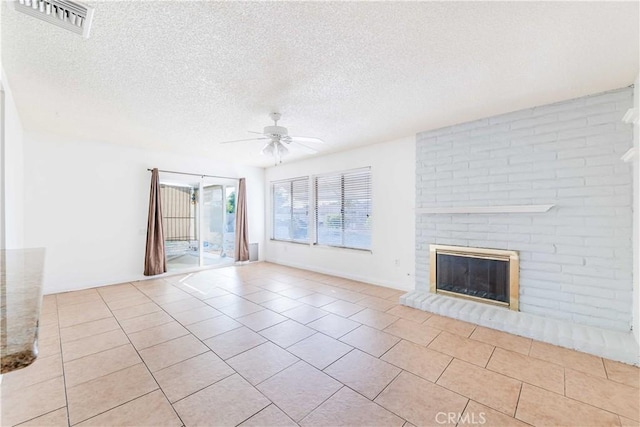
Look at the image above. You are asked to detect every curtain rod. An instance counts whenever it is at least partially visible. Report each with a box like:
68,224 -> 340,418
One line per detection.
147,168 -> 239,180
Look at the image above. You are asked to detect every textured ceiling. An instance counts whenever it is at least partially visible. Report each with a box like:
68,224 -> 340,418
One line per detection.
1,1 -> 638,167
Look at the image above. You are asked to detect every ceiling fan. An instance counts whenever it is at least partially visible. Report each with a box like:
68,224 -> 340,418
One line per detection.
219,113 -> 324,164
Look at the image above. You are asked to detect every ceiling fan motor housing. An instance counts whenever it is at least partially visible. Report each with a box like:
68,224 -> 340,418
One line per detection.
264,125 -> 288,137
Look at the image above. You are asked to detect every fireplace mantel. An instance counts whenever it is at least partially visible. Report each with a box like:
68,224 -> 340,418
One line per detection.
416,204 -> 554,214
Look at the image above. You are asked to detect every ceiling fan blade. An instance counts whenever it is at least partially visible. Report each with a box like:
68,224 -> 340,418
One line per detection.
219,137 -> 269,144
291,141 -> 319,154
289,136 -> 324,144
248,131 -> 265,135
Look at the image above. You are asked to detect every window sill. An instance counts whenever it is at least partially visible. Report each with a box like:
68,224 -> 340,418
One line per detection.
312,243 -> 373,254
270,239 -> 310,246
268,239 -> 373,254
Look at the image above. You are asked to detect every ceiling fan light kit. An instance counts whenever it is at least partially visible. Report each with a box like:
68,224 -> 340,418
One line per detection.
262,140 -> 289,162
219,112 -> 324,165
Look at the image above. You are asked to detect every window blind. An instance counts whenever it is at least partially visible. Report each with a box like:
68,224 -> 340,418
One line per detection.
314,168 -> 372,250
272,177 -> 309,242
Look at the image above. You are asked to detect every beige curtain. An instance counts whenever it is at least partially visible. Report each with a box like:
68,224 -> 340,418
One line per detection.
144,168 -> 167,275
234,177 -> 250,262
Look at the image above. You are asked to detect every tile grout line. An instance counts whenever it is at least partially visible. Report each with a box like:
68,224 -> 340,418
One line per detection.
122,315 -> 176,336
354,372 -> 412,424
512,382 -> 524,419
377,337 -> 403,360
232,402 -> 290,427
294,383 -> 347,424
520,380 -> 632,423
433,354 -> 455,385
455,399 -> 472,427
371,367 -> 404,402
12,406 -> 68,427
482,358 -> 566,397
601,356 -> 611,381
62,342 -> 131,367
484,345 -> 497,369
54,295 -> 72,427
226,343 -> 297,388
168,371 -> 237,406
348,382 -> 411,425
71,389 -> 161,426
59,320 -> 121,344
525,337 -> 533,356
319,347 -> 357,376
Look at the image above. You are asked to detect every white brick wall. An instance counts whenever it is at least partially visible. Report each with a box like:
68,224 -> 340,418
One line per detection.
416,87 -> 634,332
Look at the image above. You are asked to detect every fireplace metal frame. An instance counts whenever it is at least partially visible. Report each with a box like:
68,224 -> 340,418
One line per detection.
429,244 -> 519,311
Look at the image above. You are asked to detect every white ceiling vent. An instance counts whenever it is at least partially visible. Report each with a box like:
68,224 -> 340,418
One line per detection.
13,0 -> 94,38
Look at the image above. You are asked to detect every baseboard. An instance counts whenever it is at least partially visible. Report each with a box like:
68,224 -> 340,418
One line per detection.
45,258 -> 413,295
43,263 -> 235,295
264,257 -> 413,292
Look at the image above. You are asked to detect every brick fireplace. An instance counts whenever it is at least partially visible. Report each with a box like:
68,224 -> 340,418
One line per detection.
405,86 -> 638,364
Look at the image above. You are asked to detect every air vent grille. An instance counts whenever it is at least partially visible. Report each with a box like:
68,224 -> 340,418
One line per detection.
14,0 -> 94,38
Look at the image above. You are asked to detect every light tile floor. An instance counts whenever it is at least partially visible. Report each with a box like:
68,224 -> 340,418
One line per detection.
2,262 -> 639,426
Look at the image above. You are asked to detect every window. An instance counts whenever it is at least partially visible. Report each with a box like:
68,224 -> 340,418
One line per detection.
315,168 -> 372,250
272,177 -> 309,243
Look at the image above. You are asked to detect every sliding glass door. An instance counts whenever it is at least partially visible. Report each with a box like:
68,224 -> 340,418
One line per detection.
160,174 -> 236,272
202,184 -> 234,265
161,181 -> 200,270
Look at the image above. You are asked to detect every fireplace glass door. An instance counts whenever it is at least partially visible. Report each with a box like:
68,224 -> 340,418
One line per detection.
435,253 -> 509,303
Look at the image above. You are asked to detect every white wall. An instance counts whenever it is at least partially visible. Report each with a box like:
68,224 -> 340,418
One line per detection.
633,74 -> 639,345
23,132 -> 265,294
0,80 -> 4,249
1,69 -> 25,249
264,137 -> 416,291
